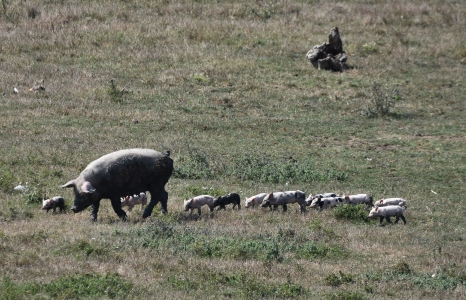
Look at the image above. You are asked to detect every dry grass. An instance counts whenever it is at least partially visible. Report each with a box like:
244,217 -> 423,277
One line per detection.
1,0 -> 465,299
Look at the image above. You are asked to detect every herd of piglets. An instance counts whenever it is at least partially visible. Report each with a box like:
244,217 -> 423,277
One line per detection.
186,191 -> 408,226
42,191 -> 407,226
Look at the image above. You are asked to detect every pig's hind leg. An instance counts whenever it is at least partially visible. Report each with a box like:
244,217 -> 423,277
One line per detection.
143,189 -> 168,218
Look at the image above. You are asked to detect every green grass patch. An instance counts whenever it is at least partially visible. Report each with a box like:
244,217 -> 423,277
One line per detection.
228,154 -> 348,183
168,270 -> 306,298
362,261 -> 466,291
0,273 -> 133,299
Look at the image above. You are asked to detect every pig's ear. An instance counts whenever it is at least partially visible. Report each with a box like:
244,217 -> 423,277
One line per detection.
81,181 -> 96,193
61,180 -> 75,188
251,198 -> 256,203
375,206 -> 378,211
269,192 -> 273,198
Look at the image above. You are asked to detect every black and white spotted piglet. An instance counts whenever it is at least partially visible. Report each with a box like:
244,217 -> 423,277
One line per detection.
42,196 -> 66,213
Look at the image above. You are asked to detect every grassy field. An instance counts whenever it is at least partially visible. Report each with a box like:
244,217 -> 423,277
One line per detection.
1,0 -> 465,299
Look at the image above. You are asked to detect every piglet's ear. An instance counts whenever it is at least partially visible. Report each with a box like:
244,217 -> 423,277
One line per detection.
61,180 -> 75,188
375,206 -> 378,211
81,181 -> 96,193
252,198 -> 256,203
190,199 -> 194,203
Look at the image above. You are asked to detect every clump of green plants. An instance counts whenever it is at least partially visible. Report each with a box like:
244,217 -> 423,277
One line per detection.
14,182 -> 44,205
296,242 -> 349,260
173,148 -> 216,179
365,82 -> 401,117
327,290 -> 367,300
106,79 -> 130,103
228,154 -> 348,183
169,270 -> 307,298
363,261 -> 466,291
324,271 -> 355,287
0,273 -> 133,299
332,204 -> 370,223
391,261 -> 412,275
0,168 -> 15,193
362,42 -> 378,53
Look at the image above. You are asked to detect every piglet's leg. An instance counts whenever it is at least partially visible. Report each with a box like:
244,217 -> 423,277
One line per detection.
400,215 -> 407,225
379,216 -> 384,225
385,216 -> 393,224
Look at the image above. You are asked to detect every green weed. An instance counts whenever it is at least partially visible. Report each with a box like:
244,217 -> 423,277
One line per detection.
296,242 -> 349,260
0,273 -> 133,299
332,204 -> 370,223
0,168 -> 15,193
324,271 -> 355,287
327,290 -> 367,300
365,82 -> 402,117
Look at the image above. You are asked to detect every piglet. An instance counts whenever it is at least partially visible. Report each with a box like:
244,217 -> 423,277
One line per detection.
244,193 -> 268,208
42,196 -> 66,213
374,198 -> 407,208
183,195 -> 215,215
368,205 -> 406,226
121,192 -> 148,211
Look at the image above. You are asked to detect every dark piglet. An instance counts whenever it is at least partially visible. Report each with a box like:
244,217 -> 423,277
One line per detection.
213,193 -> 241,210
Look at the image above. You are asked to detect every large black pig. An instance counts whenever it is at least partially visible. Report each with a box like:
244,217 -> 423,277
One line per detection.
61,148 -> 173,221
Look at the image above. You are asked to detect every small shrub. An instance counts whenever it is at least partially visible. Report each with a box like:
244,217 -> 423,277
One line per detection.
22,187 -> 42,205
362,42 -> 378,53
327,290 -> 367,300
366,83 -> 401,117
296,242 -> 348,260
332,204 -> 370,223
324,271 -> 354,287
0,168 -> 15,193
324,273 -> 341,287
106,79 -> 130,103
391,261 -> 412,275
193,73 -> 210,84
